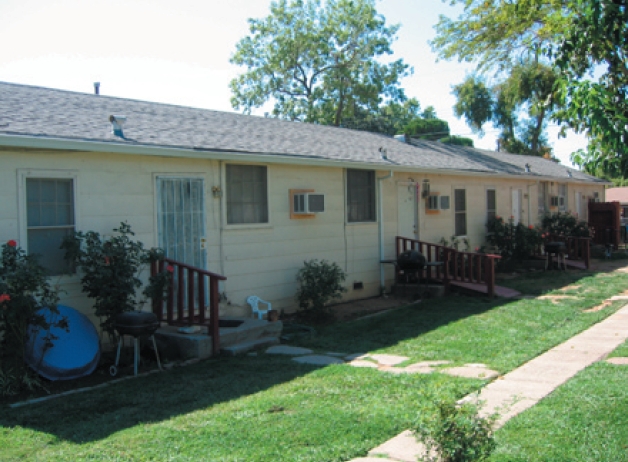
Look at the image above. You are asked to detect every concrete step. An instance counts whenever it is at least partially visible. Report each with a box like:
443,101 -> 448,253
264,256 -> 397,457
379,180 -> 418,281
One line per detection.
221,336 -> 280,356
154,318 -> 283,360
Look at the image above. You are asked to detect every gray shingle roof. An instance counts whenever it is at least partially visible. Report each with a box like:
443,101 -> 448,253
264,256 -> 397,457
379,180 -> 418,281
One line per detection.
0,81 -> 603,183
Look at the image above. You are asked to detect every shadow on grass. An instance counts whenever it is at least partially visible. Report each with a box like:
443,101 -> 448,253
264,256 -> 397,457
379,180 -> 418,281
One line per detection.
1,262 -> 622,444
1,296 -> 505,444
1,354 -> 324,444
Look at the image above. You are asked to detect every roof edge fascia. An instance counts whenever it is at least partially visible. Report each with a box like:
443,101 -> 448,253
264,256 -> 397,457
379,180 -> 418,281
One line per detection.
0,134 -> 606,184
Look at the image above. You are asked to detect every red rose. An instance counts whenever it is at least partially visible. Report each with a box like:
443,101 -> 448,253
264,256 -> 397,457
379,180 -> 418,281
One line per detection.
528,225 -> 534,229
7,240 -> 16,247
0,294 -> 11,304
166,265 -> 174,273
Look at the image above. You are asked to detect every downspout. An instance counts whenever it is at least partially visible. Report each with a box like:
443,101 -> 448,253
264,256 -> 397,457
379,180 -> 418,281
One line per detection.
378,170 -> 393,294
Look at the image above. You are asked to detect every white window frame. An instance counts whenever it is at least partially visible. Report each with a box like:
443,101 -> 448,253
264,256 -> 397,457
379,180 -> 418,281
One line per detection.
17,169 -> 79,275
223,163 -> 271,228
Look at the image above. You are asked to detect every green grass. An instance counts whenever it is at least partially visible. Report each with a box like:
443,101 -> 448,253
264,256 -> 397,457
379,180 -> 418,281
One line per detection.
490,355 -> 628,461
294,270 -> 627,373
1,267 -> 627,460
0,356 -> 477,461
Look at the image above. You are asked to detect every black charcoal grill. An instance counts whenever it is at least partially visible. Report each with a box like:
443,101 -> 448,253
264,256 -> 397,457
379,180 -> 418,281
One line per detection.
545,241 -> 566,270
397,250 -> 426,277
111,311 -> 162,376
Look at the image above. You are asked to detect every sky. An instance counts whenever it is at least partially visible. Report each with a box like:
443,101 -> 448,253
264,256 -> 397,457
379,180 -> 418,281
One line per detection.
0,0 -> 587,166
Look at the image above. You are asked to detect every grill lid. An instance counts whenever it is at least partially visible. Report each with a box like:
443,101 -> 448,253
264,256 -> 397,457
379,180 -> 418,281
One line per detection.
397,250 -> 426,270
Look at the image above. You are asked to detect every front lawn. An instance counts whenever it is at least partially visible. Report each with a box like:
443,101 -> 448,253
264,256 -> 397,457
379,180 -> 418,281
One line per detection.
1,265 -> 626,461
491,343 -> 628,461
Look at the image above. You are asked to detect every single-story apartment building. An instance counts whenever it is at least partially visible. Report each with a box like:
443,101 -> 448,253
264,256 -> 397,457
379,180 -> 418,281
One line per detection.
0,81 -> 606,321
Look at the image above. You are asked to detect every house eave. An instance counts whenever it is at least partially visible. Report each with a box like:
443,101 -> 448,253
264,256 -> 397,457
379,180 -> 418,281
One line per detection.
0,133 -> 607,184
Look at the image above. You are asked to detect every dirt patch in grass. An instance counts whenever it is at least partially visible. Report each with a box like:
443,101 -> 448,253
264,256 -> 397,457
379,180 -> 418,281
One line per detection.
583,300 -> 613,313
538,295 -> 579,304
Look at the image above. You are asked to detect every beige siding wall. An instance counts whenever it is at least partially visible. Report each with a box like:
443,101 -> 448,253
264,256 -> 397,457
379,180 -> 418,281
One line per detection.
0,149 -> 606,324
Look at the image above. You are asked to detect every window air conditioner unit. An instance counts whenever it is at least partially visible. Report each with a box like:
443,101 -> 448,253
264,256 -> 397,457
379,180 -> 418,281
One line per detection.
293,193 -> 325,214
427,194 -> 440,210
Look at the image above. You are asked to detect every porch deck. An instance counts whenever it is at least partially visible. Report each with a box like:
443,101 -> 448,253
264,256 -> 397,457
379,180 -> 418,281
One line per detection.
449,280 -> 521,298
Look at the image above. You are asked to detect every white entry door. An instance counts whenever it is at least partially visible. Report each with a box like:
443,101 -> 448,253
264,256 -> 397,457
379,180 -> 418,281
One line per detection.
156,177 -> 207,269
397,182 -> 418,239
512,189 -> 522,225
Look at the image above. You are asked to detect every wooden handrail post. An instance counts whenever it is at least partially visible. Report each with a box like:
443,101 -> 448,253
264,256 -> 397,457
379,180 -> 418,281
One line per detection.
442,247 -> 450,294
485,255 -> 496,297
210,278 -> 220,356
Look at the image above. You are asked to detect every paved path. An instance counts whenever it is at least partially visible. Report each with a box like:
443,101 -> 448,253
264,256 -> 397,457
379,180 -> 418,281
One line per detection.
347,303 -> 628,462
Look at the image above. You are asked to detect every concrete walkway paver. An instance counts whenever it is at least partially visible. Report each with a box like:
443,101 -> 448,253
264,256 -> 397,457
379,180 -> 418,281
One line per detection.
345,303 -> 628,461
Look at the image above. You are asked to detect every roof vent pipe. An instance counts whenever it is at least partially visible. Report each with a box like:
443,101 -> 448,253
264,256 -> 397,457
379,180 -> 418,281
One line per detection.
94,82 -> 100,95
109,115 -> 126,138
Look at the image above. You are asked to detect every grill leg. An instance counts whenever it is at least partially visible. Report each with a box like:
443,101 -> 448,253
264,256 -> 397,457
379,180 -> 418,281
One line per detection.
134,337 -> 139,376
115,336 -> 123,368
151,335 -> 162,371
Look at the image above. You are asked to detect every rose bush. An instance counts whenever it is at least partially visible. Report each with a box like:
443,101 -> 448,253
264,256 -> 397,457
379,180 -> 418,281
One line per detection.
0,240 -> 66,395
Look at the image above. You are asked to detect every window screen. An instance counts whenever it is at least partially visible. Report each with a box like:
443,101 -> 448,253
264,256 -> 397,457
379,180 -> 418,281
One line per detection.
486,189 -> 496,222
347,169 -> 376,222
26,178 -> 75,275
454,188 -> 467,236
226,165 -> 268,224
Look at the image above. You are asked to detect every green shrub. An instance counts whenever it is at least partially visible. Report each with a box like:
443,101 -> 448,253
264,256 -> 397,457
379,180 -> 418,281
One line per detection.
296,259 -> 347,322
414,400 -> 497,462
62,222 -> 169,340
540,212 -> 590,238
486,216 -> 542,260
0,240 -> 65,395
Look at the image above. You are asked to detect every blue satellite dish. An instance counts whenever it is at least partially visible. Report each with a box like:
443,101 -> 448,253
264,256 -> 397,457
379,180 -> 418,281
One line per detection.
24,305 -> 101,381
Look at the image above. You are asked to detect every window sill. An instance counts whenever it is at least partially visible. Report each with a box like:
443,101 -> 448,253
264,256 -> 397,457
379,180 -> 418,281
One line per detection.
346,221 -> 377,226
224,223 -> 273,231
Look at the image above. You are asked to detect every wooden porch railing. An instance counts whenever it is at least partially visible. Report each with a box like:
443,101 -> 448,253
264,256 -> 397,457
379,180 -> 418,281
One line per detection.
395,236 -> 502,297
537,235 -> 591,269
151,257 -> 227,356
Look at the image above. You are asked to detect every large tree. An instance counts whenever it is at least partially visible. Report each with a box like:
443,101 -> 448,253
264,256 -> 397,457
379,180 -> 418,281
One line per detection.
433,0 -> 628,175
453,62 -> 558,156
230,0 -> 410,126
553,0 -> 628,176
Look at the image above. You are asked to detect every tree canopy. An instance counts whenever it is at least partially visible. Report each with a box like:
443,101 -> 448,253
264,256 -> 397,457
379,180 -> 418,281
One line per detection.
433,0 -> 628,175
453,62 -> 558,156
229,0 -> 411,126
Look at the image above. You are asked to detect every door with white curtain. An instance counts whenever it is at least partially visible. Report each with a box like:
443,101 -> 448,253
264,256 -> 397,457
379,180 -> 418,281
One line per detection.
397,182 -> 418,239
156,177 -> 207,269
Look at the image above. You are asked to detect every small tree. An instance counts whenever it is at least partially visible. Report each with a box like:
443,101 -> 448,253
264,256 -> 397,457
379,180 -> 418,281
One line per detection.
296,259 -> 347,321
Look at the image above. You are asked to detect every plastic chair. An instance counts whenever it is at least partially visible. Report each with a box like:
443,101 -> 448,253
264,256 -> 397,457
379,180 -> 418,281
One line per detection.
246,295 -> 272,320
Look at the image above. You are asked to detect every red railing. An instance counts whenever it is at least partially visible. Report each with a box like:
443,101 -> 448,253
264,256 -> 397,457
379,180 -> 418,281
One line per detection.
151,257 -> 227,356
395,236 -> 501,297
